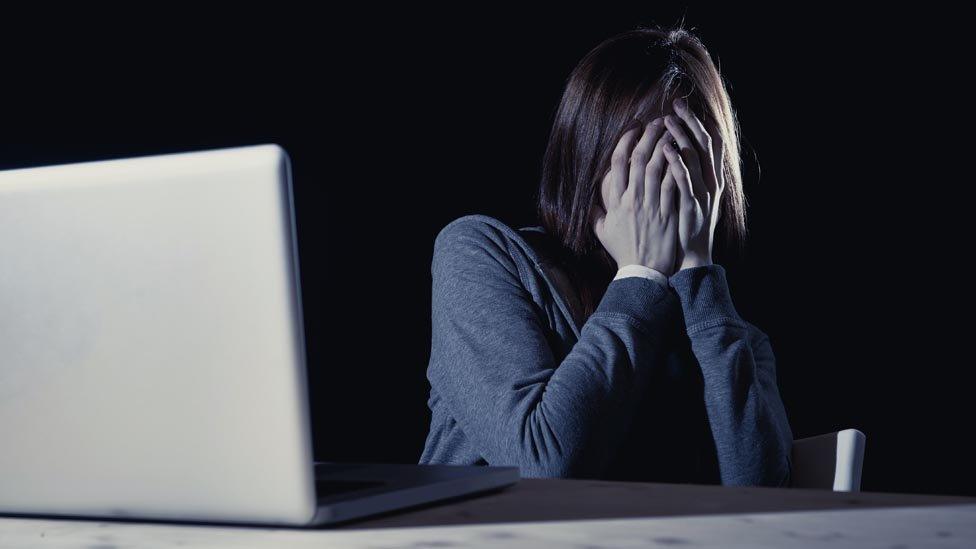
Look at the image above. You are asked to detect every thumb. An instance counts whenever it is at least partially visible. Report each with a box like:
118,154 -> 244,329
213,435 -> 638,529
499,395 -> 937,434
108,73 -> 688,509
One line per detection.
593,214 -> 605,242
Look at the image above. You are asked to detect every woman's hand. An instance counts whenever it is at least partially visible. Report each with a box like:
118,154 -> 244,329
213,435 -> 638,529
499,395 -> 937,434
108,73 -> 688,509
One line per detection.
593,118 -> 680,277
662,97 -> 725,270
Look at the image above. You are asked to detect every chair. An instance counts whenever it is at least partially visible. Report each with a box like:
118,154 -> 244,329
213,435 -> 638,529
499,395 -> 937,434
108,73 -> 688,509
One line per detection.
790,429 -> 866,491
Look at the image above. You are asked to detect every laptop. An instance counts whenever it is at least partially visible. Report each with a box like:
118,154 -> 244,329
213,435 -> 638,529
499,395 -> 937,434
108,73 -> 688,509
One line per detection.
0,144 -> 519,526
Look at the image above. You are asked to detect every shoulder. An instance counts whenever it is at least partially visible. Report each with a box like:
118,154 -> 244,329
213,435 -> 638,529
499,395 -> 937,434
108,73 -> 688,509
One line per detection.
432,214 -> 537,280
435,214 -> 522,250
433,214 -> 541,267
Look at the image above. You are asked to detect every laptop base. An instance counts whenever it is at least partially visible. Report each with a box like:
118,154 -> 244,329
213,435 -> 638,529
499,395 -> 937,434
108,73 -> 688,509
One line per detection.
310,462 -> 519,526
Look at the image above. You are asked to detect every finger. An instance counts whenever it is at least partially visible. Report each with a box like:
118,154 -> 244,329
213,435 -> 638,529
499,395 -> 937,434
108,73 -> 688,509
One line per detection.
673,97 -> 719,196
627,118 -> 667,206
606,124 -> 643,209
663,141 -> 696,213
664,112 -> 708,204
659,168 -> 678,221
703,118 -> 726,193
643,127 -> 671,212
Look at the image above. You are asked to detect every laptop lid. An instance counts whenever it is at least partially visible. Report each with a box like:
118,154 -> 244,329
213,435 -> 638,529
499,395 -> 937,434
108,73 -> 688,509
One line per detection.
0,144 -> 317,525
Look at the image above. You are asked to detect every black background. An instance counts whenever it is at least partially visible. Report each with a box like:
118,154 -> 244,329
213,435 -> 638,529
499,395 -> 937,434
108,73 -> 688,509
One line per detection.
3,6 -> 973,496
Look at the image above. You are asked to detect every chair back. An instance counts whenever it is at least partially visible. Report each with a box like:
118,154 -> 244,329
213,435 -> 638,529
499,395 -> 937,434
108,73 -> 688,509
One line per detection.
790,429 -> 866,491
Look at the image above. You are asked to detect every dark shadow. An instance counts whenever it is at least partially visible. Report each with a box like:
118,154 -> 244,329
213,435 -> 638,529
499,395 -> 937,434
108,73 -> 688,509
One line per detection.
332,479 -> 976,530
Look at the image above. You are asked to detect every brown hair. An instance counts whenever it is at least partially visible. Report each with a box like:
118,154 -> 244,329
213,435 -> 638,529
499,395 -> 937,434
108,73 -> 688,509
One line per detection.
536,23 -> 747,318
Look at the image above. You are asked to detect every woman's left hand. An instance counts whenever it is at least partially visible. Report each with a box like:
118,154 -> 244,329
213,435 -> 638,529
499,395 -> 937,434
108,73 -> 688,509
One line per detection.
662,97 -> 725,271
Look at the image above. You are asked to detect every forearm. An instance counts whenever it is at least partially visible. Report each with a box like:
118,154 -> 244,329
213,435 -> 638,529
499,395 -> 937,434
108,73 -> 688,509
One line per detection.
669,264 -> 794,486
686,324 -> 793,485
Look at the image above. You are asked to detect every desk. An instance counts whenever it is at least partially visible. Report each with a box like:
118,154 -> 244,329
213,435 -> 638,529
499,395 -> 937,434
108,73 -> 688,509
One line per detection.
1,479 -> 974,548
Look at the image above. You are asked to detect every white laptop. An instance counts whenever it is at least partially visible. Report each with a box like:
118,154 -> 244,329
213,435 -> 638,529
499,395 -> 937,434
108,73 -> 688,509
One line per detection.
0,144 -> 518,526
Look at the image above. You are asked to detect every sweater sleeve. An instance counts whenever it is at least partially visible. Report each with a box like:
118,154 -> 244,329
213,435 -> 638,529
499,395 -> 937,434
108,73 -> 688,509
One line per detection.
614,264 -> 670,288
427,217 -> 681,478
668,264 -> 794,487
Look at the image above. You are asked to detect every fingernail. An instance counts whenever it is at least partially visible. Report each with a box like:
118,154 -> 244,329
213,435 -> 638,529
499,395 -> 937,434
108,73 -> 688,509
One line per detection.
674,97 -> 686,110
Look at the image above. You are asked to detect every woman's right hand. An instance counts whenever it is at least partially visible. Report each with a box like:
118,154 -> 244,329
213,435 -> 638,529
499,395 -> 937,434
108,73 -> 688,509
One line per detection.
592,118 -> 680,276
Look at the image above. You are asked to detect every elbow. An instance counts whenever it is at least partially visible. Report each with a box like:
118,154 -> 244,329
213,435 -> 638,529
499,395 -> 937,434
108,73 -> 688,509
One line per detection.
721,445 -> 793,488
779,455 -> 793,487
495,434 -> 594,479
516,460 -> 575,479
479,398 -> 610,479
778,440 -> 794,487
764,449 -> 794,488
769,431 -> 794,487
757,447 -> 793,488
482,455 -> 571,479
489,407 -> 596,479
505,447 -> 586,479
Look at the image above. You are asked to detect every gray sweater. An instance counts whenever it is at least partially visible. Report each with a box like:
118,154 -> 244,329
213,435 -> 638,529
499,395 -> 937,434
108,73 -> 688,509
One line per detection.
418,214 -> 794,486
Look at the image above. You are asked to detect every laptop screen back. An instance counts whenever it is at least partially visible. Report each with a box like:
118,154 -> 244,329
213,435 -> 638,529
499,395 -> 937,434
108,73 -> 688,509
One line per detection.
0,144 -> 317,525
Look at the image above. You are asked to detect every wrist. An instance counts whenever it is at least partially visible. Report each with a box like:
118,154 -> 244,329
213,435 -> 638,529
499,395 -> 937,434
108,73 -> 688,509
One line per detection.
678,252 -> 712,271
616,258 -> 675,277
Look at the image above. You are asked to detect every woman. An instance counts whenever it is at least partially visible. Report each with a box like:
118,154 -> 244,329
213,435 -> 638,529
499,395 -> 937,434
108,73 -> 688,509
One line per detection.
418,25 -> 793,486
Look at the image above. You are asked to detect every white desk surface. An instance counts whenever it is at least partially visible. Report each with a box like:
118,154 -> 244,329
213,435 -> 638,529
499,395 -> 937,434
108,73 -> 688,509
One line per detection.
1,504 -> 974,548
2,479 -> 974,548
